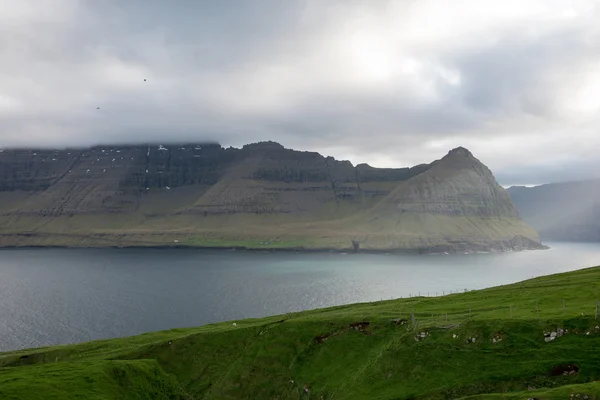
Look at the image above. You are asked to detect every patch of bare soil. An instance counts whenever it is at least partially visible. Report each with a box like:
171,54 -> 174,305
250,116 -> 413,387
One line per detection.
551,364 -> 579,376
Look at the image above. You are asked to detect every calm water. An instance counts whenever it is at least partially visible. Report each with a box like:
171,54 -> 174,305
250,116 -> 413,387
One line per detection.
1,242 -> 600,351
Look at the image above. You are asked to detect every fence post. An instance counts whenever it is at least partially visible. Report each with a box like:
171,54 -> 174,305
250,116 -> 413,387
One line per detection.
562,299 -> 566,315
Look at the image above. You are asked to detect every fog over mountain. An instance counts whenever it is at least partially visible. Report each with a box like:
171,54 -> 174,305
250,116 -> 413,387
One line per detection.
509,179 -> 600,241
1,0 -> 600,186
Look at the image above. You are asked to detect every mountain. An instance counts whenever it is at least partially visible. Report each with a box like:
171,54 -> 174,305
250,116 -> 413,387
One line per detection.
0,142 -> 544,252
508,179 -> 600,241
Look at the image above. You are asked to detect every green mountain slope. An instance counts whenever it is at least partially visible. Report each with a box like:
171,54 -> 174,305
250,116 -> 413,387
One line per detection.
331,147 -> 542,251
2,266 -> 600,399
0,142 -> 543,252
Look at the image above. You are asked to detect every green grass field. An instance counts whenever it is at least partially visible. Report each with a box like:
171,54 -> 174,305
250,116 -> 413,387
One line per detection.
2,266 -> 600,399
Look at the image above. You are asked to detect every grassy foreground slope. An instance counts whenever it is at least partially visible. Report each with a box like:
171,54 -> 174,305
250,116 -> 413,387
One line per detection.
3,267 -> 600,399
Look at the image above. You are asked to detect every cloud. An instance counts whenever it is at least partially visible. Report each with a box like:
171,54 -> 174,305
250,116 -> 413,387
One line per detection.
1,0 -> 599,185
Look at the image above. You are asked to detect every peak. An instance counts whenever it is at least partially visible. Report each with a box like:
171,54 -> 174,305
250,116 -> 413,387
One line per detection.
427,146 -> 487,174
446,147 -> 473,158
437,147 -> 478,166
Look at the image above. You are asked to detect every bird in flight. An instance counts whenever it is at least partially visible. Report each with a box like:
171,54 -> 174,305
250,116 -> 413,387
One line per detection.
96,107 -> 100,110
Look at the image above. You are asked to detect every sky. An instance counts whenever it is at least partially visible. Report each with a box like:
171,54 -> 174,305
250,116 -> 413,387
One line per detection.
1,0 -> 599,186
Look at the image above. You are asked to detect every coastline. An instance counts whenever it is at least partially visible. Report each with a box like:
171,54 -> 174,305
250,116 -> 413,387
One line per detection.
0,240 -> 550,254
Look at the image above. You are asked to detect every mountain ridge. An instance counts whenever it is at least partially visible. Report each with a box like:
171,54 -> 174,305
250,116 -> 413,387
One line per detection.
0,141 -> 545,252
508,179 -> 600,241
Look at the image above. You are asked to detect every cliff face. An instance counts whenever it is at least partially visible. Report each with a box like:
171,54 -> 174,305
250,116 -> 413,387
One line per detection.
508,180 -> 600,242
0,141 -> 422,216
0,142 -> 543,252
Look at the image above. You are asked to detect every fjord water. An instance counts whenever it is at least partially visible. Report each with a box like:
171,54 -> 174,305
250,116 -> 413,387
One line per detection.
1,243 -> 599,352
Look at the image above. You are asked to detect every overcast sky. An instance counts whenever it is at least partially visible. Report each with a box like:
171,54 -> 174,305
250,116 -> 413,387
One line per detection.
1,0 -> 599,186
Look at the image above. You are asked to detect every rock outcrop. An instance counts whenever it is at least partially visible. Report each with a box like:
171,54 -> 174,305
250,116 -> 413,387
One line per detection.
0,142 -> 544,252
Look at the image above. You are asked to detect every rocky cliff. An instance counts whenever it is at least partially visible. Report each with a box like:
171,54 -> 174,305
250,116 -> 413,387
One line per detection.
0,142 -> 544,252
508,180 -> 600,242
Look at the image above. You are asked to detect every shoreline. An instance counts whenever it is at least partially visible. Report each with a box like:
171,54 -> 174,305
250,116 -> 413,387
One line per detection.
0,242 -> 550,254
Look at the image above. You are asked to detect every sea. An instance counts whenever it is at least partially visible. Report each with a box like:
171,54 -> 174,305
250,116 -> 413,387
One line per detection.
1,242 -> 599,351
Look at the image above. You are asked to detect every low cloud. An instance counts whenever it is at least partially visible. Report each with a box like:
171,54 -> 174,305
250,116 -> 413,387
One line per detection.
1,0 -> 599,185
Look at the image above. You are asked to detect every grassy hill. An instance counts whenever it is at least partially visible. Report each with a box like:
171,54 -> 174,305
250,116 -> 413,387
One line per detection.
3,267 -> 600,399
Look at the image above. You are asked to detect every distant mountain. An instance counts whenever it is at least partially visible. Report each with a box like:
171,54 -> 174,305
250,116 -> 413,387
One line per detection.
0,142 -> 544,252
508,180 -> 600,241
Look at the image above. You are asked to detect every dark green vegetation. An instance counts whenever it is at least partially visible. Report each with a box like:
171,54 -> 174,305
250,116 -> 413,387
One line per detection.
0,360 -> 189,400
509,179 -> 600,242
0,142 -> 542,252
3,267 -> 600,399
